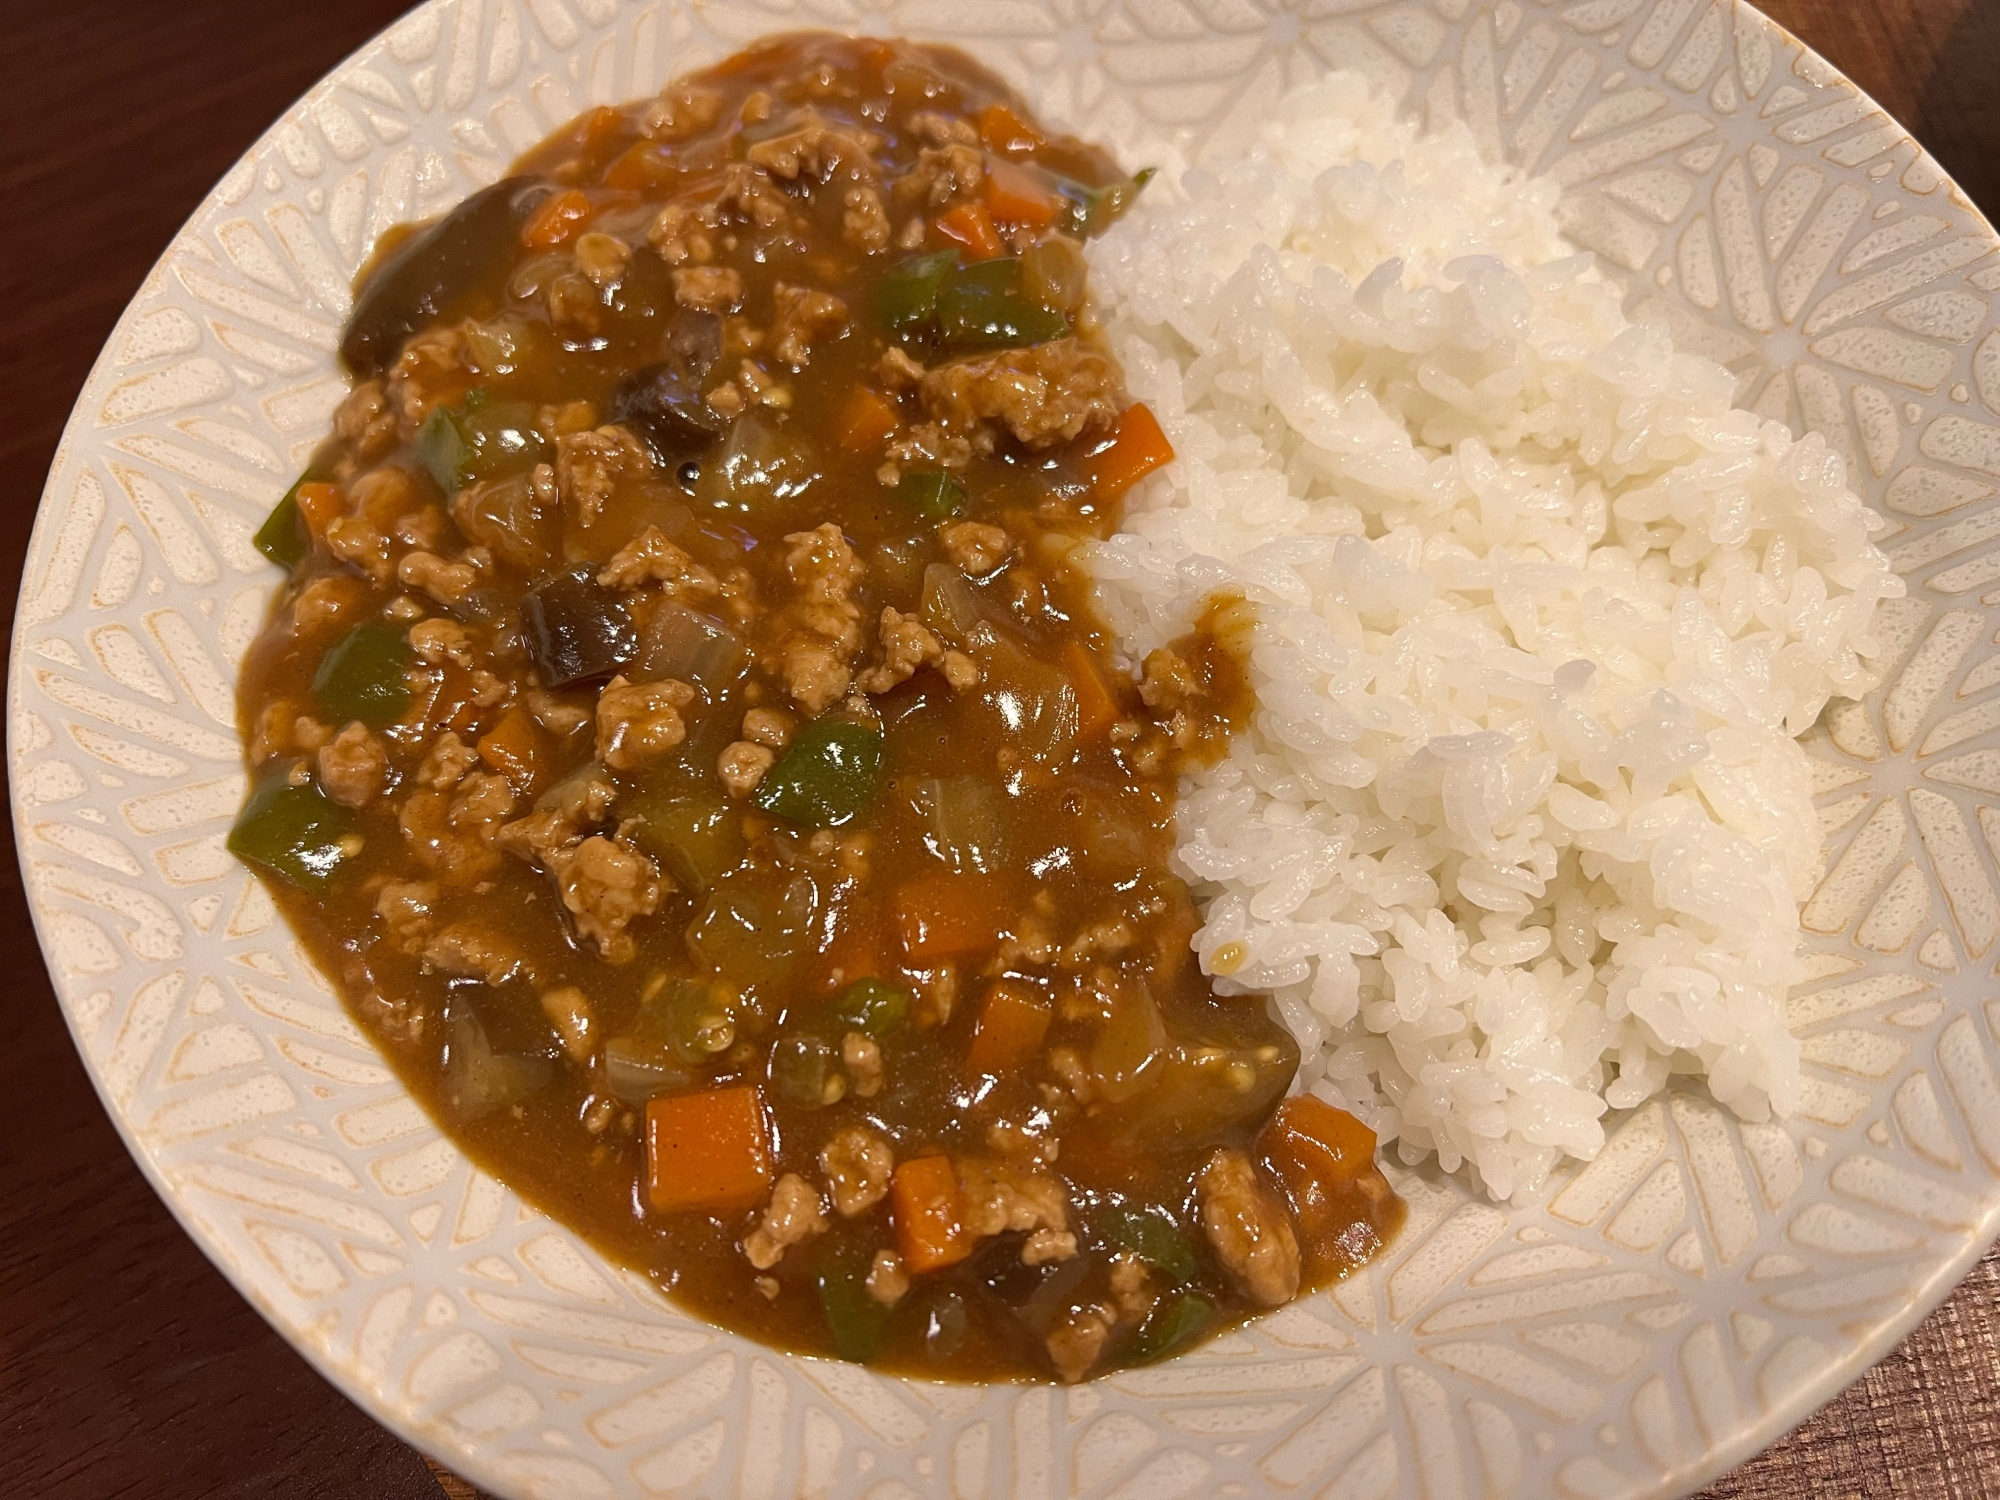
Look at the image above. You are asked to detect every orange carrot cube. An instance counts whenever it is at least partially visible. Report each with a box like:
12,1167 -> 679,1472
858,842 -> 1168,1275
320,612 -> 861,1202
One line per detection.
890,1154 -> 973,1272
965,981 -> 1053,1077
1090,403 -> 1175,500
645,1085 -> 773,1215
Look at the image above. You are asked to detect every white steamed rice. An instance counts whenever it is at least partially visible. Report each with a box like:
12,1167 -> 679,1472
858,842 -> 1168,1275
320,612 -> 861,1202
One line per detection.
1084,75 -> 1902,1200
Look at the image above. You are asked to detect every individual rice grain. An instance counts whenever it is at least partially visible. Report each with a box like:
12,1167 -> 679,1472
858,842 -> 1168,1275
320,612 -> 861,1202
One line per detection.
1085,74 -> 1900,1201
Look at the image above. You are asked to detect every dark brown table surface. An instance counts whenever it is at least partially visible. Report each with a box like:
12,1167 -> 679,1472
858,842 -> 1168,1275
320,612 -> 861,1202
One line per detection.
3,3 -> 1998,1497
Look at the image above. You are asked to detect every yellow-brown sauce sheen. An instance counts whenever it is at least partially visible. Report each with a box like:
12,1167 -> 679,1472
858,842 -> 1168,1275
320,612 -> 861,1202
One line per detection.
232,31 -> 1402,1382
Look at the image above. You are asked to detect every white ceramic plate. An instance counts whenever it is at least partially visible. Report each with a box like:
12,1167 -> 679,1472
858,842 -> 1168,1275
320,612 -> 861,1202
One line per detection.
18,2 -> 2000,1495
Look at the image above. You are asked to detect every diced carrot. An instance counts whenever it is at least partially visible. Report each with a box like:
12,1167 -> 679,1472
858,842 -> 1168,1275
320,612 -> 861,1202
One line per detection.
978,102 -> 1043,155
523,187 -> 595,247
645,1085 -> 773,1214
290,481 -> 344,542
893,873 -> 1005,962
1062,639 -> 1119,743
835,387 -> 900,453
1257,1094 -> 1391,1281
965,980 -> 1053,1077
890,1154 -> 973,1272
572,104 -> 625,153
819,912 -> 884,993
935,201 -> 1004,261
983,159 -> 1061,231
1090,403 -> 1176,500
603,140 -> 674,191
1259,1094 -> 1377,1189
476,707 -> 547,798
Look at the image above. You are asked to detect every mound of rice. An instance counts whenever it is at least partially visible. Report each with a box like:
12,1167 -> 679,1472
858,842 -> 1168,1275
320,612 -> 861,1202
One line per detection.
1085,75 -> 1901,1200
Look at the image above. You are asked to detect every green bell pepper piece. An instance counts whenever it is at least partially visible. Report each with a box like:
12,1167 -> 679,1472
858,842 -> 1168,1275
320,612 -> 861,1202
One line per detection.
417,404 -> 470,494
753,714 -> 883,827
421,391 -> 550,494
937,258 -> 1069,349
1055,168 -> 1156,240
876,250 -> 961,337
1097,1203 -> 1198,1283
831,978 -> 911,1038
253,474 -> 314,570
772,1033 -> 840,1108
228,768 -> 359,891
895,470 -> 966,521
625,787 -> 744,893
312,622 -> 412,727
816,1246 -> 891,1362
1128,1291 -> 1215,1364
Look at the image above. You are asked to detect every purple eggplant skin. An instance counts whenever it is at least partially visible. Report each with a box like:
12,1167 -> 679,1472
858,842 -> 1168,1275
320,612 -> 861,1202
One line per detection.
521,568 -> 640,688
342,177 -> 547,377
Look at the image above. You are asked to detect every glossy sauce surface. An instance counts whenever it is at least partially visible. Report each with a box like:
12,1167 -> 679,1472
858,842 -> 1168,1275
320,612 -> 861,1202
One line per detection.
232,32 -> 1402,1382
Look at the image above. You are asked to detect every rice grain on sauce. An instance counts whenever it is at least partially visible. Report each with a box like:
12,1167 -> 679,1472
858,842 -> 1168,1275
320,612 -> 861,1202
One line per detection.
1086,76 -> 1901,1200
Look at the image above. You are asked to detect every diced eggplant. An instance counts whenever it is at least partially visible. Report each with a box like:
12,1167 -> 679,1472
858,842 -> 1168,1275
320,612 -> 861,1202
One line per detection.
342,178 -> 544,376
609,358 -> 726,464
521,568 -> 639,687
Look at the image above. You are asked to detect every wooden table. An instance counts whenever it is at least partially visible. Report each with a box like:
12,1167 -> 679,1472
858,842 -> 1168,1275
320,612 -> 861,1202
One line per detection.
1,3 -> 1995,1496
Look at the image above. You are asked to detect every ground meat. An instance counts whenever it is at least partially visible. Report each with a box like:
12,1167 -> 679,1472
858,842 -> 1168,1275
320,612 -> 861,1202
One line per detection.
597,526 -> 720,599
384,325 -> 467,433
715,162 -> 790,229
740,707 -> 792,749
718,741 -> 775,797
959,1158 -> 1068,1240
415,730 -> 477,791
1021,1228 -> 1078,1266
672,265 -> 744,314
865,1249 -> 909,1307
819,1125 -> 893,1217
317,722 -> 387,807
841,1031 -> 883,1098
939,521 -> 1013,577
768,283 -> 848,367
647,199 -> 718,266
1046,1304 -> 1115,1384
526,688 -> 593,738
596,675 -> 695,770
940,650 -> 979,690
324,517 -> 394,584
842,184 -> 889,252
1063,918 -> 1136,966
574,231 -> 631,287
921,339 -> 1121,448
1139,647 -> 1200,712
497,773 -> 617,867
332,379 -> 398,460
539,986 -> 594,1062
292,574 -> 366,635
770,523 -> 867,714
746,110 -> 881,181
877,345 -> 925,392
549,835 -> 664,964
400,771 -> 517,877
397,550 -> 478,605
879,420 -> 975,485
741,1173 -> 828,1269
856,606 -> 944,694
908,111 -> 978,147
422,922 -> 531,985
375,879 -> 439,954
1197,1148 -> 1300,1307
555,425 -> 653,527
642,80 -> 725,140
409,618 -> 476,668
1108,1252 -> 1154,1319
895,143 -> 982,207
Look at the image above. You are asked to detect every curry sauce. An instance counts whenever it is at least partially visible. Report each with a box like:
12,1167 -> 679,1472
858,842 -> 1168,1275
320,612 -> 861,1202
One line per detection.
231,31 -> 1401,1383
